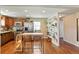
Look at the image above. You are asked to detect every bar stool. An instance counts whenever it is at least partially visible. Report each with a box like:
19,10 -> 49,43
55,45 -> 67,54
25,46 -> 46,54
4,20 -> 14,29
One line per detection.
22,35 -> 33,54
33,35 -> 44,54
15,34 -> 22,54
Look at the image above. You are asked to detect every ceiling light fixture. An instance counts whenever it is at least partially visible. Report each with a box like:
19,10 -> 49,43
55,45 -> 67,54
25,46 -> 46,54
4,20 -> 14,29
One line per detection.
42,10 -> 46,13
0,9 -> 4,14
24,10 -> 28,12
59,15 -> 62,17
26,15 -> 30,17
5,10 -> 8,12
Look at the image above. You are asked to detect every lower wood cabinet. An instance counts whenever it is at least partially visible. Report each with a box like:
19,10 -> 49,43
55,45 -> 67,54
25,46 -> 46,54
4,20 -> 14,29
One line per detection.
0,32 -> 14,46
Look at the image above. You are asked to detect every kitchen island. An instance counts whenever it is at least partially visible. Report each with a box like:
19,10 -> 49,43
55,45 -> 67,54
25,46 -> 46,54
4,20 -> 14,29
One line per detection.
0,31 -> 14,46
16,33 -> 44,54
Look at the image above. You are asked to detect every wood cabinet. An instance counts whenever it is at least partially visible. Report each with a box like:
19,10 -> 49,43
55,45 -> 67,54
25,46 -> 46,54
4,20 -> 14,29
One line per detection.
0,16 -> 15,29
16,17 -> 25,26
0,32 -> 14,46
5,16 -> 15,29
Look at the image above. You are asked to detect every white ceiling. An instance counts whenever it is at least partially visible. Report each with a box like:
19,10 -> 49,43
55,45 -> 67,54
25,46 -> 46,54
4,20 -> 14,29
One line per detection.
0,5 -> 79,18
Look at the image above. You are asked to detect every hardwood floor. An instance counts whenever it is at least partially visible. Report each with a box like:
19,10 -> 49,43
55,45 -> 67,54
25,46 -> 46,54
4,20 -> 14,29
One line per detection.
1,38 -> 79,54
1,41 -> 15,54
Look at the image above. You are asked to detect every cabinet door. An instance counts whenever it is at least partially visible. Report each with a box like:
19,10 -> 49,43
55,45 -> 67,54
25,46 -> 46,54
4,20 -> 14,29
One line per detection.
8,18 -> 15,26
9,32 -> 14,40
5,17 -> 15,28
5,17 -> 9,28
7,33 -> 10,41
1,34 -> 7,45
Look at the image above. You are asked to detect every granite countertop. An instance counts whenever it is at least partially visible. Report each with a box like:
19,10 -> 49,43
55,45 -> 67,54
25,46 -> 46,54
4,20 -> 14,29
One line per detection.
20,32 -> 43,35
0,30 -> 14,34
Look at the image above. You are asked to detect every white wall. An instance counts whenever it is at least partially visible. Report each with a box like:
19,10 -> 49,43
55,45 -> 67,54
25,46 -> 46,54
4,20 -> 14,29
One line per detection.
63,12 -> 79,47
59,19 -> 64,38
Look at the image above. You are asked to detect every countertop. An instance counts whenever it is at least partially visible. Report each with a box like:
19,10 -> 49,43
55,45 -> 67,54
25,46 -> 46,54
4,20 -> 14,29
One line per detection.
0,30 -> 14,34
19,32 -> 44,36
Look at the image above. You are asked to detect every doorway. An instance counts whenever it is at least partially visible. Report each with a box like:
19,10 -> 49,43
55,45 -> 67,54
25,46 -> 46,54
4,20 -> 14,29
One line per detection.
59,18 -> 64,44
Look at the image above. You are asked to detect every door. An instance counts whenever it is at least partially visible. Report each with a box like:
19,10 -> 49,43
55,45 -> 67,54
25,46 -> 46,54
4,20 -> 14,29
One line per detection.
77,18 -> 79,41
59,18 -> 64,39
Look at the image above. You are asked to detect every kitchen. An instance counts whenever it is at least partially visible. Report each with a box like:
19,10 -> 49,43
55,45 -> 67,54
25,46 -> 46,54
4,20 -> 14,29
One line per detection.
0,15 -> 48,54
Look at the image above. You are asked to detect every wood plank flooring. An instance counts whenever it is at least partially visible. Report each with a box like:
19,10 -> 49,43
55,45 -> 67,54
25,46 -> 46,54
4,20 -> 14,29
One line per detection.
1,41 -> 15,54
0,38 -> 79,54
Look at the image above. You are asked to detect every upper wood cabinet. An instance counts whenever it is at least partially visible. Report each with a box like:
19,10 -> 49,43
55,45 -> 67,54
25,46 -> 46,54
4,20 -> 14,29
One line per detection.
0,16 -> 1,20
17,17 -> 25,26
4,16 -> 15,29
8,17 -> 15,26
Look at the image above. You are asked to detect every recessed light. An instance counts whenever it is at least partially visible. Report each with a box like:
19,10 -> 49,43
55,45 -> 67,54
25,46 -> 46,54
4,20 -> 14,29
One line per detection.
42,10 -> 46,13
26,15 -> 30,17
5,10 -> 8,12
59,15 -> 62,17
24,10 -> 28,12
0,10 -> 4,14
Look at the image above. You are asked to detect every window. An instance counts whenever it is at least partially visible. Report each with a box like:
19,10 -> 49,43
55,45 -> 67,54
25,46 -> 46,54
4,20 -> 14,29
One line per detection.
33,22 -> 41,31
0,19 -> 5,26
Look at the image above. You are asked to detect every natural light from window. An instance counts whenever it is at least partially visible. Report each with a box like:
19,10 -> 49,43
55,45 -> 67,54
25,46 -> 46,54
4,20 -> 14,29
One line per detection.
33,22 -> 41,31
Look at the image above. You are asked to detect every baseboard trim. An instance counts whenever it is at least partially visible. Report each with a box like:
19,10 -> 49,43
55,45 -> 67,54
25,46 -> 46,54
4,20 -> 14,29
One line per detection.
63,40 -> 79,48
